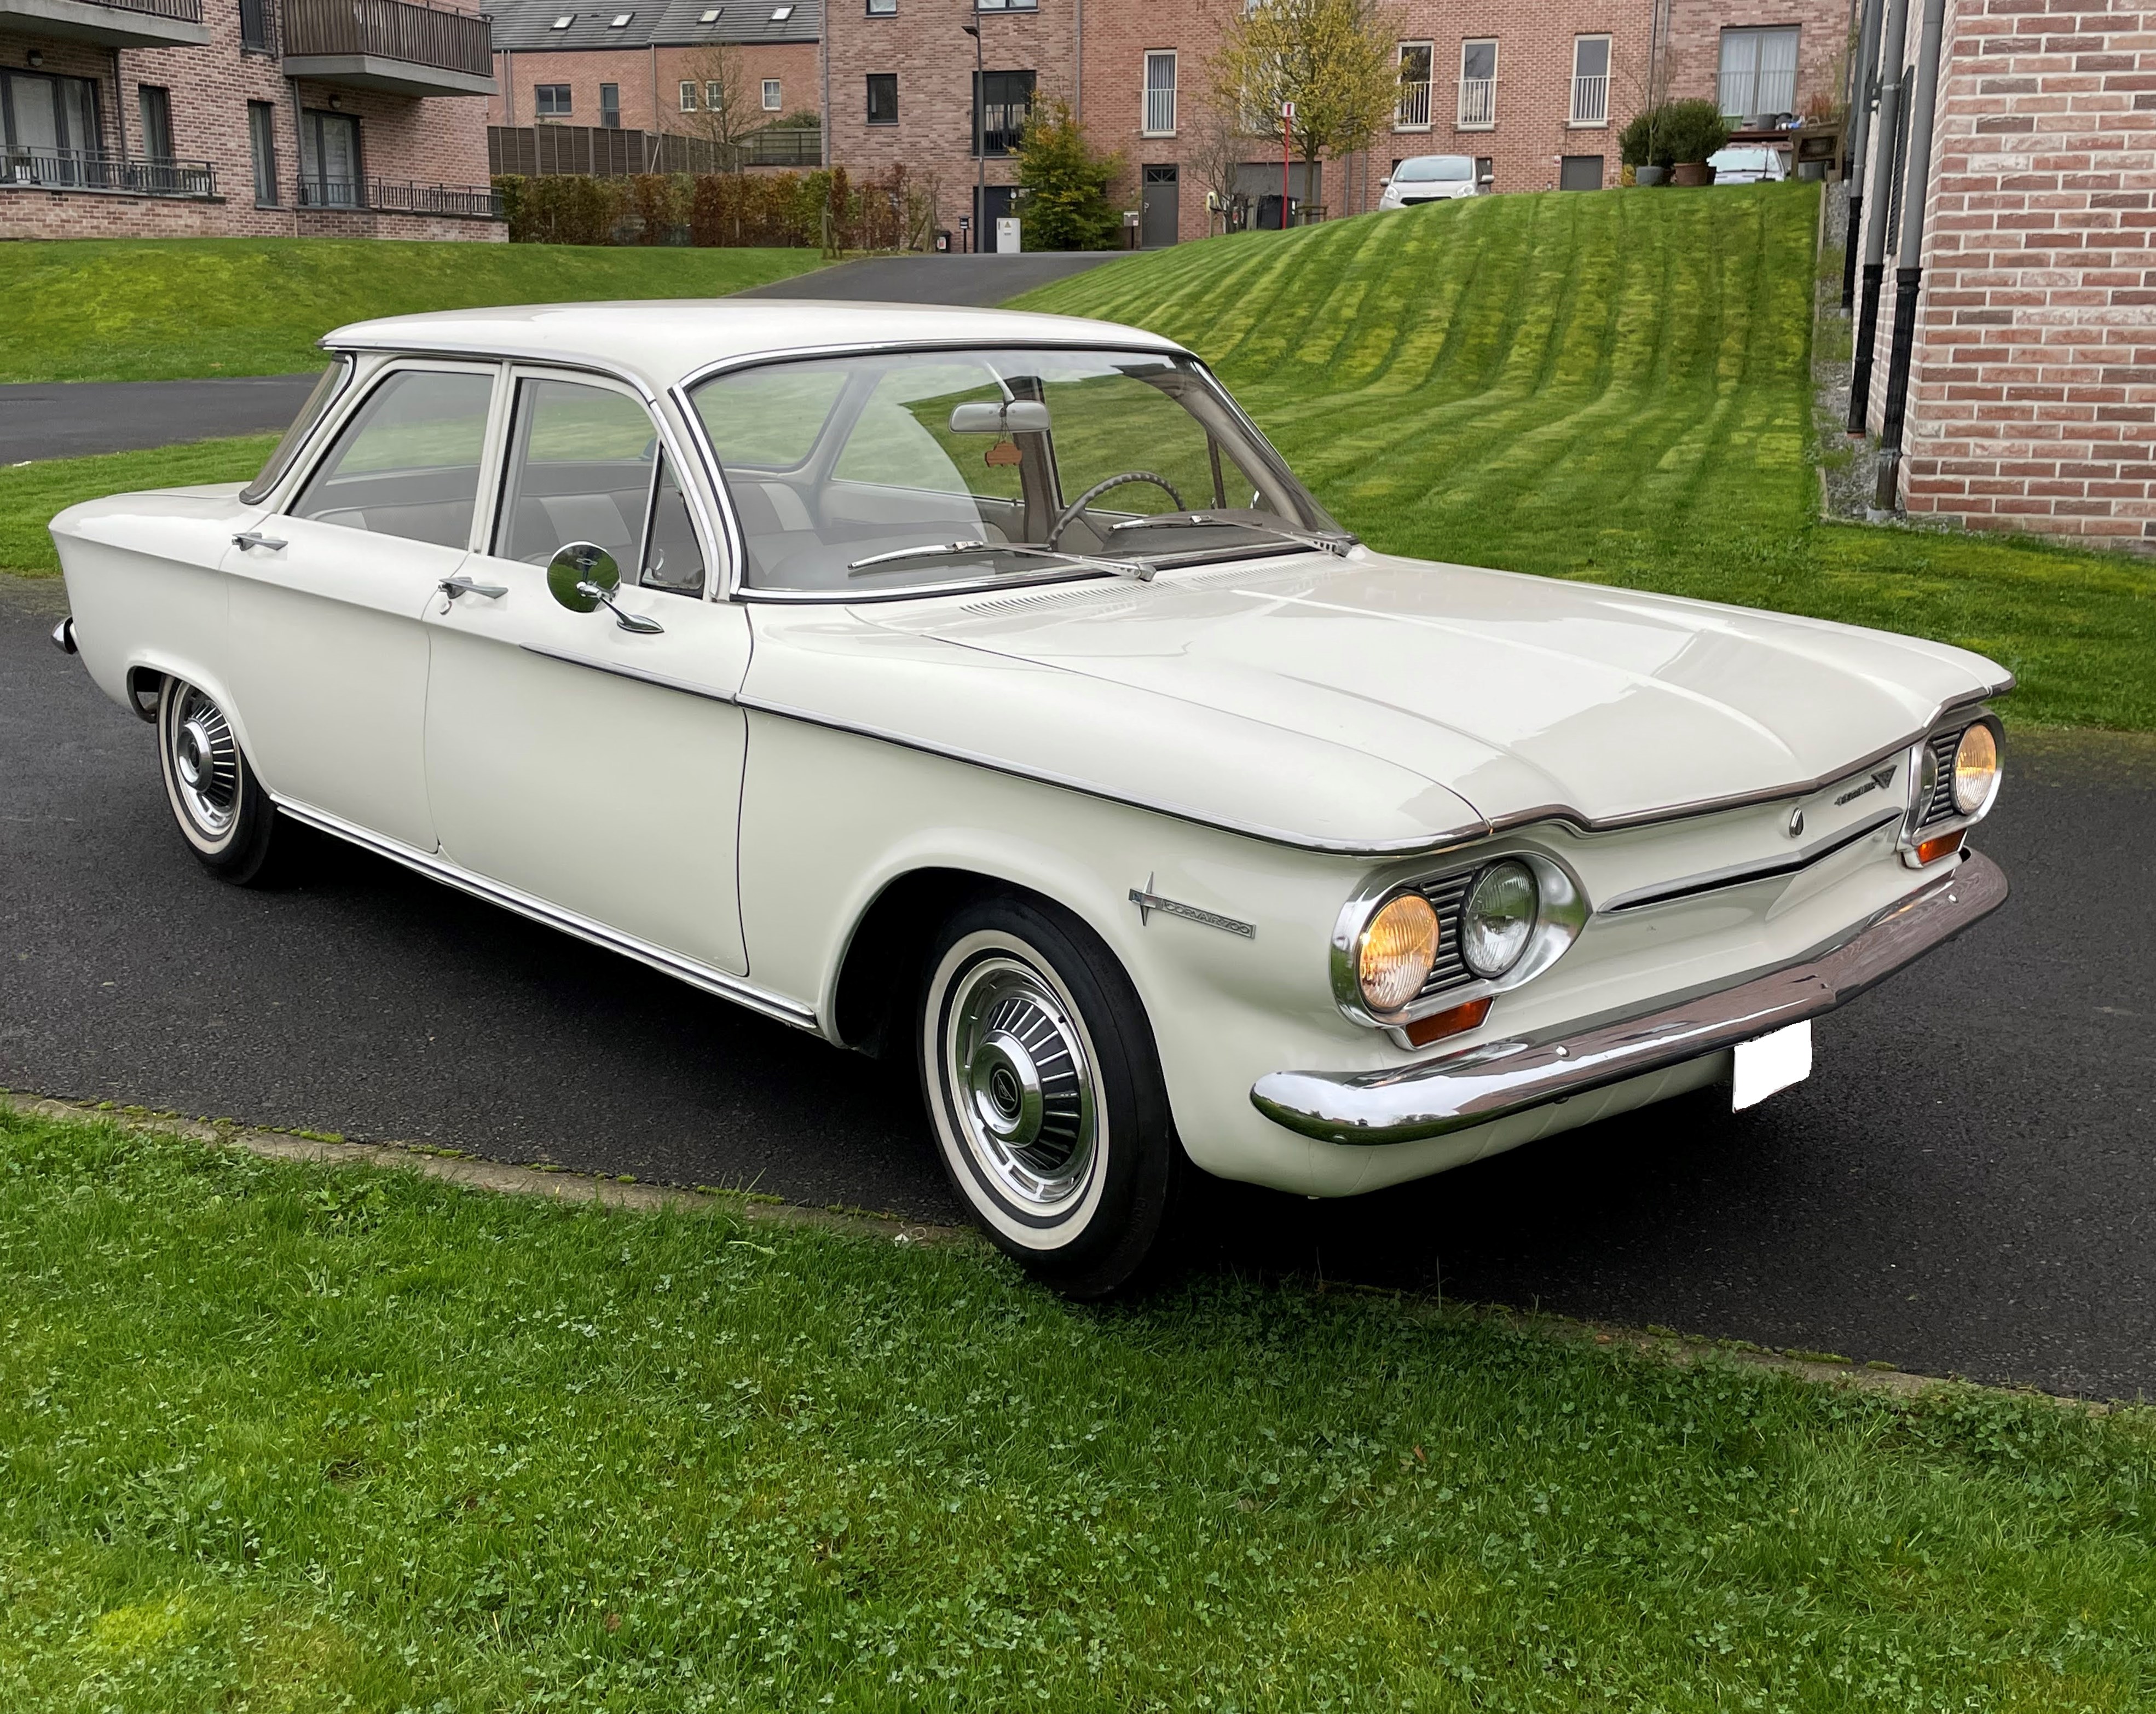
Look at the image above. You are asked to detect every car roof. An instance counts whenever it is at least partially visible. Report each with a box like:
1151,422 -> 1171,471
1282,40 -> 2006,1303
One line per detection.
321,299 -> 1192,395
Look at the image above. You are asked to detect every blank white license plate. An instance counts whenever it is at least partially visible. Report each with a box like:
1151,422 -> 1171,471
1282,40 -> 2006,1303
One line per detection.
1732,1019 -> 1812,1111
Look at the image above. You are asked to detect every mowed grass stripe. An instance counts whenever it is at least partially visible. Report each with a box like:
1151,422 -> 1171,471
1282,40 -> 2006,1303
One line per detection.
1019,186 -> 2156,731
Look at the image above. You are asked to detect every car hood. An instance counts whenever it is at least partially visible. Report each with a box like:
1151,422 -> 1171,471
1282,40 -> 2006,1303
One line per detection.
750,550 -> 2008,855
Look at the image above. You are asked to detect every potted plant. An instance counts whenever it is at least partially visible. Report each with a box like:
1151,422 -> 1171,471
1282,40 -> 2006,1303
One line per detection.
1622,99 -> 1731,187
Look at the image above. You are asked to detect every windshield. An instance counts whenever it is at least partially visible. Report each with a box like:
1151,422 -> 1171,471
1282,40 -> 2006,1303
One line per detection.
689,347 -> 1346,596
1395,156 -> 1472,182
1712,149 -> 1772,171
240,357 -> 353,505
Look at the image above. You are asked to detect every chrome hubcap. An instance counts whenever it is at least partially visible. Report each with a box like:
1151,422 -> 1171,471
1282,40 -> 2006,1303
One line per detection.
945,957 -> 1096,1210
167,686 -> 239,837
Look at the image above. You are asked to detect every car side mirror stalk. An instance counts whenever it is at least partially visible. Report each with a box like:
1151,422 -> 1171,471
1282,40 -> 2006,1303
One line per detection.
546,541 -> 664,635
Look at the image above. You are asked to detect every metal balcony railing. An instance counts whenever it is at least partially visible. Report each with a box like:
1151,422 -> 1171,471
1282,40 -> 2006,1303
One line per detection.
741,125 -> 820,167
1396,79 -> 1431,128
298,176 -> 502,216
1143,82 -> 1175,136
2,146 -> 216,197
1569,73 -> 1609,126
75,0 -> 205,19
282,0 -> 492,77
1456,77 -> 1495,128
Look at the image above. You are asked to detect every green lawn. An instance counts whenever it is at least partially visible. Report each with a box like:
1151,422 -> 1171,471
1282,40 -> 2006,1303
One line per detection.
1018,188 -> 2156,732
0,239 -> 824,384
4,1105 -> 2154,1710
1,434 -> 275,579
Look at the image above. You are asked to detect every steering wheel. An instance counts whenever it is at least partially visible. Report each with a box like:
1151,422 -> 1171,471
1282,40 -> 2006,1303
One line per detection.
1045,471 -> 1184,550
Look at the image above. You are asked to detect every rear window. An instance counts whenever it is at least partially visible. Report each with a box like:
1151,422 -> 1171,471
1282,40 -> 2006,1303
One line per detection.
1396,156 -> 1472,183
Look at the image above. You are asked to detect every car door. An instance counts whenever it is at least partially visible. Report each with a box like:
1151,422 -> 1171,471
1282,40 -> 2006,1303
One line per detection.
421,368 -> 753,977
222,361 -> 500,853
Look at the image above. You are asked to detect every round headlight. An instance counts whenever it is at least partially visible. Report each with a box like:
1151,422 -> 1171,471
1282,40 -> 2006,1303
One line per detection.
1357,892 -> 1440,1013
1952,723 -> 1999,815
1461,860 -> 1539,979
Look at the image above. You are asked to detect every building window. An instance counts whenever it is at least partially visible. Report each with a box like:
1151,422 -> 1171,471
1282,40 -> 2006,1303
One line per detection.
974,0 -> 1036,11
136,84 -> 174,160
706,80 -> 724,109
866,72 -> 897,125
1457,39 -> 1496,129
1395,41 -> 1431,129
599,82 -> 621,127
1569,35 -> 1610,126
0,70 -> 102,185
1142,51 -> 1175,137
972,68 -> 1033,155
761,78 -> 781,109
1559,154 -> 1604,190
248,100 -> 278,204
1718,26 -> 1799,118
680,80 -> 697,111
298,108 -> 362,207
535,83 -> 571,117
866,0 -> 896,13
239,0 -> 273,52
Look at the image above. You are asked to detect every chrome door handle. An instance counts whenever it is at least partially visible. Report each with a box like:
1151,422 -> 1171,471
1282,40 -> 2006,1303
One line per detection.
438,575 -> 508,602
232,530 -> 287,552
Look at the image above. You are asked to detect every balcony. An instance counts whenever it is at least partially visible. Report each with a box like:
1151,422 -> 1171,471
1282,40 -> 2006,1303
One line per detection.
298,175 -> 501,216
1396,79 -> 1430,129
1456,77 -> 1495,129
1569,73 -> 1609,128
282,0 -> 494,99
2,145 -> 216,195
0,0 -> 207,49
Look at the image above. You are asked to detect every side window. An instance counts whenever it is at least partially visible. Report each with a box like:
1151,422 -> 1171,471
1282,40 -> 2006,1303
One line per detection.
289,369 -> 493,549
497,377 -> 706,596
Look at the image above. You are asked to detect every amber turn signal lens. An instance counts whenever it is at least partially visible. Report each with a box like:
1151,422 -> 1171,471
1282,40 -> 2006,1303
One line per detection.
1915,828 -> 1966,865
1403,995 -> 1493,1048
1357,892 -> 1441,1013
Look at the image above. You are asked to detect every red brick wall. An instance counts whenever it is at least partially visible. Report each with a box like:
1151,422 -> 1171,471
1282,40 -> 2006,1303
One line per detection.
1882,0 -> 2154,545
1664,0 -> 1850,122
0,28 -> 499,240
488,42 -> 820,131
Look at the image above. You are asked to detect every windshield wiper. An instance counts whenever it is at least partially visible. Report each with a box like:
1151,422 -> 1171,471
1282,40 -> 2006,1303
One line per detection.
1108,512 -> 1356,557
846,540 -> 1157,582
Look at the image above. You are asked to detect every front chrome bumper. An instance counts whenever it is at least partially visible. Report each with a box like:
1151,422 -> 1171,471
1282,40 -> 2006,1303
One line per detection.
1251,851 -> 2008,1147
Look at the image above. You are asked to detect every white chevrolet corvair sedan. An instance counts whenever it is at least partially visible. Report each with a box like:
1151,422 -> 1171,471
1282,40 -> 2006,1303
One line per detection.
50,301 -> 2010,1294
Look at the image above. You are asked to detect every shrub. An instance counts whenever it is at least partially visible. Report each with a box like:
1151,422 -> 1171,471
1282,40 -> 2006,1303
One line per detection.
1622,99 -> 1732,169
688,171 -> 816,246
1011,97 -> 1123,251
498,174 -> 632,245
629,174 -> 695,245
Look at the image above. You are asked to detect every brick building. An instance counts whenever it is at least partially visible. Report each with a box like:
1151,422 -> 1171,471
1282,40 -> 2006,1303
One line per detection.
1,0 -> 504,238
825,0 -> 1847,246
487,0 -> 820,138
1865,0 -> 2155,546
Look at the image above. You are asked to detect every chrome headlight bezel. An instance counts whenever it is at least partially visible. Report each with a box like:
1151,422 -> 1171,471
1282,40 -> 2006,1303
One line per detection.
1899,708 -> 2004,865
1330,847 -> 1589,1030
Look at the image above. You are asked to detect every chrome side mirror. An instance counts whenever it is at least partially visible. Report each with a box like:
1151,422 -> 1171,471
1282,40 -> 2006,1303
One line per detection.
546,541 -> 663,634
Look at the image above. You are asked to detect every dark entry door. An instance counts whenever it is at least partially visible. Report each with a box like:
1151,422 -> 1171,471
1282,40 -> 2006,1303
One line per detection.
1559,154 -> 1605,190
1141,164 -> 1178,247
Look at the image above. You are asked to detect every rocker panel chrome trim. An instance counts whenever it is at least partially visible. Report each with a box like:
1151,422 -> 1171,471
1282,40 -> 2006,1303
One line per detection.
1252,851 -> 2007,1146
268,796 -> 822,1036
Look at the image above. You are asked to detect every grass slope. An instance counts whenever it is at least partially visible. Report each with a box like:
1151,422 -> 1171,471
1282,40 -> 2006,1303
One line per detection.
1018,188 -> 2156,732
0,239 -> 824,385
0,435 -> 276,579
4,1106 -> 2155,1710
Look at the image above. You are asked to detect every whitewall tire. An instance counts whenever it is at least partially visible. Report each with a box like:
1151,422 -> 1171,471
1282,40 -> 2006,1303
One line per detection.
156,675 -> 282,885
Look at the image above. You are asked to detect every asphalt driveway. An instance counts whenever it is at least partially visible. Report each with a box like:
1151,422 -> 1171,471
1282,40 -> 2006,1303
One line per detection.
5,577 -> 2152,1398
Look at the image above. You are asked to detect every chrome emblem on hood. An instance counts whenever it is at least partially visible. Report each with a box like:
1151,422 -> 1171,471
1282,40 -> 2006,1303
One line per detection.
1835,762 -> 1898,807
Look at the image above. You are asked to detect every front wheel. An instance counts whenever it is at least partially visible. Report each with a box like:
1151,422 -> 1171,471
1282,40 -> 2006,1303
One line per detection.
916,894 -> 1183,1297
156,675 -> 283,885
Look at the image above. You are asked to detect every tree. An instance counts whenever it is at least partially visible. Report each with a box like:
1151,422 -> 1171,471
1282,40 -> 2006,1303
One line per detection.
1011,97 -> 1124,251
678,39 -> 752,149
1182,93 -> 1250,233
1207,0 -> 1400,209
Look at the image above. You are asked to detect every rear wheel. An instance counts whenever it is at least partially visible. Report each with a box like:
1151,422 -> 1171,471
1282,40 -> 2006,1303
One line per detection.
916,893 -> 1183,1297
157,676 -> 282,885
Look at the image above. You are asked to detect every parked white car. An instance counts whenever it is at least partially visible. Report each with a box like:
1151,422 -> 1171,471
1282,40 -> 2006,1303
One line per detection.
50,302 -> 2009,1293
1708,145 -> 1789,184
1378,155 -> 1484,210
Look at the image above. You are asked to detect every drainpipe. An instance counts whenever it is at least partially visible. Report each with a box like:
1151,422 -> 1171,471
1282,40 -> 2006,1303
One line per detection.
111,47 -> 129,172
504,49 -> 514,126
1841,0 -> 1881,312
650,43 -> 660,172
1073,0 -> 1081,122
1873,0 -> 1947,512
1846,0 -> 1909,434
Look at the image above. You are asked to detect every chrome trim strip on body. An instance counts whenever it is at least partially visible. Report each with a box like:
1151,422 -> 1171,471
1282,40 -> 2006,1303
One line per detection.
516,644 -> 740,705
1251,851 -> 2008,1147
268,795 -> 823,1036
1598,806 -> 1905,915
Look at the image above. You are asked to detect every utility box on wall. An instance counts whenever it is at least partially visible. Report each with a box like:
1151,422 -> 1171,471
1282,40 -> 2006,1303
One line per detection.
995,216 -> 1021,254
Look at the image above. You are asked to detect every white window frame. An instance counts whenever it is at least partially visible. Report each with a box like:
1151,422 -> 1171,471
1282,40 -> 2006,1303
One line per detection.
1718,25 -> 1800,118
1569,34 -> 1610,128
1142,50 -> 1176,137
706,80 -> 724,109
1457,39 -> 1496,130
1395,40 -> 1432,131
760,78 -> 781,110
679,80 -> 697,111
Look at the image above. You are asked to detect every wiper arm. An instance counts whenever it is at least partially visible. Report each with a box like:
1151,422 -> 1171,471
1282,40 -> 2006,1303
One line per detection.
1109,512 -> 1356,557
847,540 -> 1157,581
